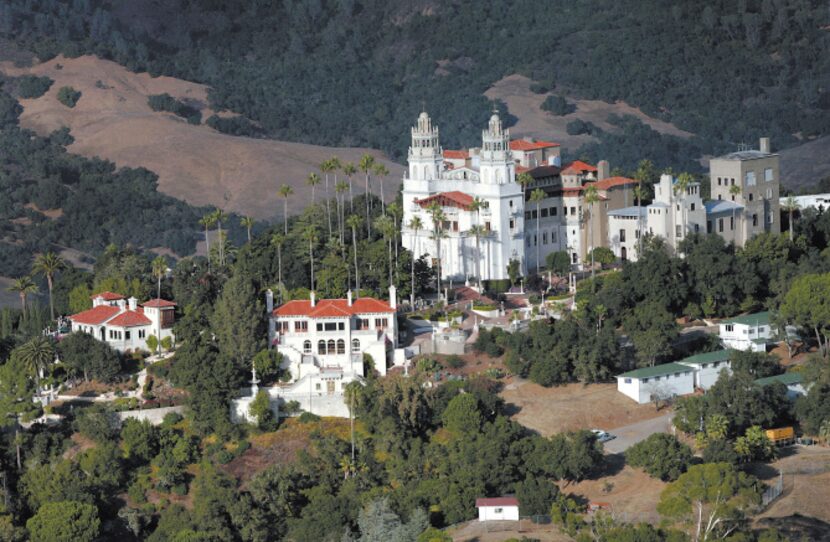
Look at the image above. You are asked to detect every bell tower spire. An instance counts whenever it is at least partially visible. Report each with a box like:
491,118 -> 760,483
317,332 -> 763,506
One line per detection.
479,107 -> 514,185
408,111 -> 443,181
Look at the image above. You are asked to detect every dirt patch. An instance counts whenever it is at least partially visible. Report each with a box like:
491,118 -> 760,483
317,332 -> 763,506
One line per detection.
754,446 -> 830,524
563,457 -> 666,524
23,203 -> 63,219
778,135 -> 830,193
225,417 -> 353,484
501,379 -> 666,436
448,519 -> 572,542
0,55 -> 403,221
62,433 -> 97,461
485,74 -> 693,153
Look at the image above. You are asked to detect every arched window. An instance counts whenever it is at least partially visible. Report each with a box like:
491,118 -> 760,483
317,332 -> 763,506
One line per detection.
327,339 -> 336,355
303,340 -> 312,354
337,339 -> 345,354
318,340 -> 326,355
351,339 -> 360,353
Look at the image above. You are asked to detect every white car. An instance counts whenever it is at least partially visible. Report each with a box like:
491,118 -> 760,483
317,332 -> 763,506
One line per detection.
591,429 -> 616,443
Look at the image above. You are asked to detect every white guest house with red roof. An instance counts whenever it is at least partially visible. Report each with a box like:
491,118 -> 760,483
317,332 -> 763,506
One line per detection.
69,291 -> 176,353
232,287 -> 400,421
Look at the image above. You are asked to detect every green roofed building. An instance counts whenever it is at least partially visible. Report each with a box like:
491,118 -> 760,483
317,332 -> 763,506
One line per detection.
755,372 -> 807,400
677,349 -> 733,389
719,311 -> 772,352
617,363 -> 695,404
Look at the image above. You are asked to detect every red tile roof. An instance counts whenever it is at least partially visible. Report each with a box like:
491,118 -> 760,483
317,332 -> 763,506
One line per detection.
444,150 -> 469,160
273,297 -> 395,317
70,305 -> 121,325
415,191 -> 474,211
142,298 -> 177,308
108,310 -> 152,327
476,497 -> 519,507
561,160 -> 597,175
510,139 -> 560,151
595,176 -> 637,190
91,291 -> 124,301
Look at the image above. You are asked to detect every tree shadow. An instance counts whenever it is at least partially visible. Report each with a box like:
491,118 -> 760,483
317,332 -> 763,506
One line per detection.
597,453 -> 627,478
501,402 -> 522,417
756,514 -> 830,542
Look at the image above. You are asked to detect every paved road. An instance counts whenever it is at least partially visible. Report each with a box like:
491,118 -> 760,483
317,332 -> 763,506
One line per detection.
603,412 -> 674,454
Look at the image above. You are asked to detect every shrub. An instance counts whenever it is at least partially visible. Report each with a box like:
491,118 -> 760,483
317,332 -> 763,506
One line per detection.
298,412 -> 320,424
445,355 -> 464,369
206,114 -> 262,137
16,75 -> 53,98
147,93 -> 202,124
541,95 -> 576,116
626,433 -> 694,481
56,86 -> 81,107
566,119 -> 595,135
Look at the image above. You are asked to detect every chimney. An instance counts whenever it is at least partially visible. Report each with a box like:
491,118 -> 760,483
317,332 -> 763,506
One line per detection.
117,298 -> 126,310
760,137 -> 771,154
265,289 -> 274,314
310,290 -> 316,307
597,160 -> 610,181
347,290 -> 353,306
128,297 -> 137,311
389,285 -> 397,309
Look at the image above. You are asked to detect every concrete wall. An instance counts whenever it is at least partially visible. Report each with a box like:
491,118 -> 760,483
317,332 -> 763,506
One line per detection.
117,406 -> 185,426
617,370 -> 695,404
478,506 -> 520,522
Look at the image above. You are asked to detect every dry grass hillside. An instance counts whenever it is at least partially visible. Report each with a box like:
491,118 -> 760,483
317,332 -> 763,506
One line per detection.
484,74 -> 693,151
0,55 -> 403,221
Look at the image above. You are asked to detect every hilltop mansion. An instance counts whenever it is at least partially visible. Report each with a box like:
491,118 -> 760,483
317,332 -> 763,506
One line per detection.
401,111 -> 781,278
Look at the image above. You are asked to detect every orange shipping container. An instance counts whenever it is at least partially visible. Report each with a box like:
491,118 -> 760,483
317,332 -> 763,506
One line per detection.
765,427 -> 795,443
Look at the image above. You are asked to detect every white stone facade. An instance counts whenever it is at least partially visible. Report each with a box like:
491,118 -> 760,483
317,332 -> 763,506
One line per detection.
69,292 -> 175,353
719,312 -> 771,352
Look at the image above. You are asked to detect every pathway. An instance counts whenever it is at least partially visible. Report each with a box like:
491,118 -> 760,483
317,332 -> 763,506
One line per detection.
603,412 -> 674,454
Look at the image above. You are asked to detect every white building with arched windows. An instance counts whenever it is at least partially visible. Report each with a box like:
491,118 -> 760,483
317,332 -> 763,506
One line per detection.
232,288 -> 399,421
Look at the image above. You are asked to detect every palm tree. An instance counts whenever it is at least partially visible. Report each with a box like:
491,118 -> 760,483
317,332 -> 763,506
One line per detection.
212,209 -> 228,266
359,154 -> 375,237
17,336 -> 54,392
303,226 -> 319,291
199,213 -> 217,271
782,195 -> 800,242
632,184 -> 645,258
529,188 -> 546,275
517,172 -> 533,193
278,184 -> 294,236
372,163 -> 389,215
467,224 -> 487,291
387,201 -> 402,264
320,159 -> 334,237
306,173 -> 321,205
240,216 -> 255,243
335,180 -> 349,248
270,233 -> 285,300
729,183 -> 742,242
375,215 -> 395,287
426,202 -> 446,297
408,216 -> 423,306
343,162 -> 357,213
7,276 -> 37,319
346,215 -> 362,294
32,251 -> 65,321
674,172 -> 694,244
583,184 -> 600,280
152,256 -> 167,301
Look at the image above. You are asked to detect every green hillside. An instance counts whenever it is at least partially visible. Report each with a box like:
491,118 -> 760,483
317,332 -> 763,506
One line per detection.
1,0 -> 829,171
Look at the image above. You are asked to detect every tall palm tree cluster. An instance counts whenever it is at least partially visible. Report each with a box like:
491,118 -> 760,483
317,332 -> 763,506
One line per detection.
266,154 -> 395,298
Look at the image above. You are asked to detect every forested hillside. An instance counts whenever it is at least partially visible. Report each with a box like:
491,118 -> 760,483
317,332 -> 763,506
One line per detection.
2,0 -> 828,171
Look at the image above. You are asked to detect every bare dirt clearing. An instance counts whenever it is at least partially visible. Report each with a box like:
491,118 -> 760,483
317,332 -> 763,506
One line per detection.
754,446 -> 830,525
0,55 -> 403,220
500,379 -> 667,436
485,74 -> 693,152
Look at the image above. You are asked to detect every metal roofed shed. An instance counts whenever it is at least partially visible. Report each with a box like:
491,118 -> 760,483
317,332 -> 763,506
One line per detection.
755,372 -> 808,400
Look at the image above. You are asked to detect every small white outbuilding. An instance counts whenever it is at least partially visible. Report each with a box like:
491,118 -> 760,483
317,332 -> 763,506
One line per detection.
476,497 -> 520,522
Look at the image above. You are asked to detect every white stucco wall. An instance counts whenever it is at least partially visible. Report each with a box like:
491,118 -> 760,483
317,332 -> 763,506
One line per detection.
478,506 -> 519,522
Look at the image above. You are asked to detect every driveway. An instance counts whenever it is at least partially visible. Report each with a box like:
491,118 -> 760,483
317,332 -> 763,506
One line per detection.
603,412 -> 674,454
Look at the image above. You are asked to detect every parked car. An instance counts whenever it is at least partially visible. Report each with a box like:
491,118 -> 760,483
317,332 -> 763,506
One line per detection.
591,429 -> 616,443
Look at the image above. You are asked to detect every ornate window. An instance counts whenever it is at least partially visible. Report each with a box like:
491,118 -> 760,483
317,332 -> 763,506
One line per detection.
318,340 -> 326,355
303,340 -> 312,354
351,339 -> 360,353
337,339 -> 345,354
327,339 -> 336,355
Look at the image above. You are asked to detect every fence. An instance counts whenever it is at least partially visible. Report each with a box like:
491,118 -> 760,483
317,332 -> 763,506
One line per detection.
761,472 -> 784,507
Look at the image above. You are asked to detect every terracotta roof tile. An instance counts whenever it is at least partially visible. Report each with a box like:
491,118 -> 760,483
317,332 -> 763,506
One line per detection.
595,176 -> 637,190
510,139 -> 560,151
476,497 -> 519,507
91,291 -> 124,301
70,305 -> 121,325
444,150 -> 469,159
415,191 -> 474,211
108,310 -> 152,327
561,160 -> 597,175
273,297 -> 395,317
142,298 -> 177,308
